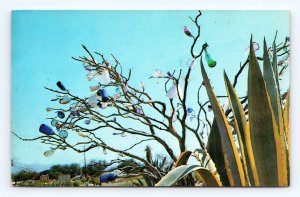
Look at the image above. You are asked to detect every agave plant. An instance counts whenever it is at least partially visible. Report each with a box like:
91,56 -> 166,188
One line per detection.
155,150 -> 221,186
155,36 -> 289,187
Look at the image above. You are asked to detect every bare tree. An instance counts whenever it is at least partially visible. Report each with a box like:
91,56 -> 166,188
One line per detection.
13,11 -> 290,182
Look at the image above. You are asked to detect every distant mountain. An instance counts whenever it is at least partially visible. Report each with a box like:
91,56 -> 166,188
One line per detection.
11,163 -> 53,173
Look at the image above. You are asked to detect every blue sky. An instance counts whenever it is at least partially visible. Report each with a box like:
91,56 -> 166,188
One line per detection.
12,10 -> 289,169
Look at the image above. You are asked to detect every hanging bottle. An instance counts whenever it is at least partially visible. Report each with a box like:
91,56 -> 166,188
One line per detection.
59,130 -> 68,139
57,111 -> 65,119
166,81 -> 184,99
97,89 -> 109,102
99,69 -> 111,84
204,48 -> 217,68
39,124 -> 55,135
88,94 -> 98,107
51,119 -> 58,127
56,81 -> 67,91
44,148 -> 55,157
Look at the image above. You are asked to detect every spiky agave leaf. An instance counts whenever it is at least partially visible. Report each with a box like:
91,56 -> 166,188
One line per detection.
207,119 -> 230,186
263,38 -> 284,136
159,156 -> 167,171
145,145 -> 153,164
262,38 -> 288,186
283,89 -> 290,149
175,151 -> 192,167
283,89 -> 290,184
201,59 -> 246,186
155,165 -> 221,187
272,41 -> 280,90
193,148 -> 221,183
248,36 -> 288,186
224,71 -> 259,186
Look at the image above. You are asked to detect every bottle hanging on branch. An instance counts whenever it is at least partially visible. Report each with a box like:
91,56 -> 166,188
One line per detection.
204,48 -> 217,68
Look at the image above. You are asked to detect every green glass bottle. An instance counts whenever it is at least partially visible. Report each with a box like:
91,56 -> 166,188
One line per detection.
204,48 -> 217,68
